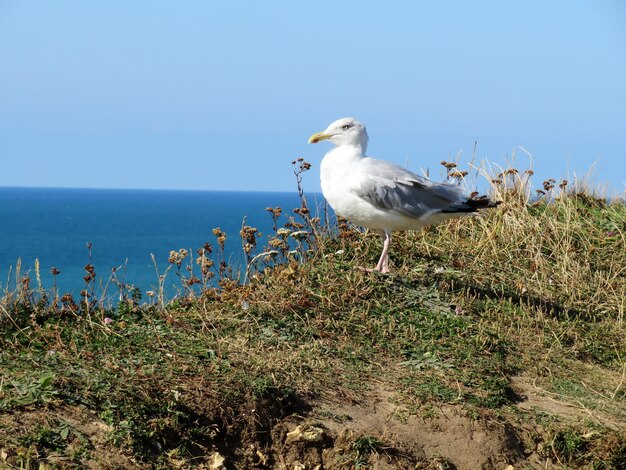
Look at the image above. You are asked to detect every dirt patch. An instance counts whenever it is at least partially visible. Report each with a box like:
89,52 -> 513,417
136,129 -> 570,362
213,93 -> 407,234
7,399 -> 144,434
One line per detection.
511,376 -> 626,432
264,384 -> 525,470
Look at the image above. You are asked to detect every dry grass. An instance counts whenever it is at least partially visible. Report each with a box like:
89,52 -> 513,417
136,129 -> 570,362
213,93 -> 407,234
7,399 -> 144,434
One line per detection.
398,163 -> 626,322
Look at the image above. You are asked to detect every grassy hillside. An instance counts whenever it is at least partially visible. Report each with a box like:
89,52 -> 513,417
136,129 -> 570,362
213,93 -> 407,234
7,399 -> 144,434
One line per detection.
1,164 -> 625,469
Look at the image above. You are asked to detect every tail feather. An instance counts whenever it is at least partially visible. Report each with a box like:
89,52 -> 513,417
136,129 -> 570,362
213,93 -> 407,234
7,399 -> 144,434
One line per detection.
439,195 -> 501,214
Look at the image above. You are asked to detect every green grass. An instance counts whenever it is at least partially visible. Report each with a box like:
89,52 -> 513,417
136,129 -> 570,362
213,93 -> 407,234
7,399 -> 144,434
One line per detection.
1,163 -> 625,468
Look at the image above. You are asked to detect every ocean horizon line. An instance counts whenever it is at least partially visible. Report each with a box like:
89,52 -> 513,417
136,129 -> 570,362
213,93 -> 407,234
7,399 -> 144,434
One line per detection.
0,185 -> 319,195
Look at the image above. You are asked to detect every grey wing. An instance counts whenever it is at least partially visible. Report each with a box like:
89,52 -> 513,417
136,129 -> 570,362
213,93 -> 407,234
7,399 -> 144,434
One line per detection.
354,158 -> 469,220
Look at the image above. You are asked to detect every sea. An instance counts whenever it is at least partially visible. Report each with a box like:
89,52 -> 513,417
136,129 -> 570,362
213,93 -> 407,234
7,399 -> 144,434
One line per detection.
0,187 -> 319,299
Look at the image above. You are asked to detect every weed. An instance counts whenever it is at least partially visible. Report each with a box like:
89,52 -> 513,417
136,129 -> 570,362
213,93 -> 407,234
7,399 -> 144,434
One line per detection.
351,435 -> 383,467
549,429 -> 588,465
0,372 -> 58,410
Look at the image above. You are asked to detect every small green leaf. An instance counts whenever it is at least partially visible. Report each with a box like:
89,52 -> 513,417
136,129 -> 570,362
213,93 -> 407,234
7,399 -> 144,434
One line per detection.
37,372 -> 56,388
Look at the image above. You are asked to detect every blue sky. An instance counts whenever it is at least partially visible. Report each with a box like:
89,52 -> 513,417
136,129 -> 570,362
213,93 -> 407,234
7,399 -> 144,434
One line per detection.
1,1 -> 625,194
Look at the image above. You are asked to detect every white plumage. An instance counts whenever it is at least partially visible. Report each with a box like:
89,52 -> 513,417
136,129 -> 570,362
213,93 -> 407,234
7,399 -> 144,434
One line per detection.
309,117 -> 498,273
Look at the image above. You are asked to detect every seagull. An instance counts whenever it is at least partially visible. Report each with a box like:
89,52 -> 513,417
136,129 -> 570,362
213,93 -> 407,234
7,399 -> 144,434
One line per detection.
308,117 -> 499,273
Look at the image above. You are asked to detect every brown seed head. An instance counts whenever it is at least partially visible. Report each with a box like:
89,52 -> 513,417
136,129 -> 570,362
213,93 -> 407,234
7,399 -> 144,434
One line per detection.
449,170 -> 468,180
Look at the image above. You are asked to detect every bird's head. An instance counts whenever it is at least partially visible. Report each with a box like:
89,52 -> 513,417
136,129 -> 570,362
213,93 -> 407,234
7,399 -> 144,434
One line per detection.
308,117 -> 368,152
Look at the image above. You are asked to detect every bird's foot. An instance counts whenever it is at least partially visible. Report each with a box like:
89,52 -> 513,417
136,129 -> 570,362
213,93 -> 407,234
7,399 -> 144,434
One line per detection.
357,266 -> 390,275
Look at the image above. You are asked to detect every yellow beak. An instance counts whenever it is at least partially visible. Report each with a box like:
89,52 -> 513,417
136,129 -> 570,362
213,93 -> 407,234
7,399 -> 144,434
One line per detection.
308,132 -> 332,144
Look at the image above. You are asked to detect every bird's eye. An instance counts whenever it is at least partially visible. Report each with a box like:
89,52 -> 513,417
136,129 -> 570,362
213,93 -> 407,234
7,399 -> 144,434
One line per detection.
341,124 -> 352,130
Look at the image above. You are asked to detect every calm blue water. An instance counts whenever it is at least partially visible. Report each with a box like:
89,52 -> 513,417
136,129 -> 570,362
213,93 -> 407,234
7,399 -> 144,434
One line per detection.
0,187 -> 314,298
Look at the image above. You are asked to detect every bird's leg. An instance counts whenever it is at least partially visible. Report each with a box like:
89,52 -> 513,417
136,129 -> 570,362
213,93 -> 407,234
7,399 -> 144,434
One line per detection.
375,231 -> 392,273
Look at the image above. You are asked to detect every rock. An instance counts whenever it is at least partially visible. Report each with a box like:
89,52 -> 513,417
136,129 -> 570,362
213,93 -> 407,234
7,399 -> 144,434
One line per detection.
209,451 -> 226,470
286,425 -> 325,444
